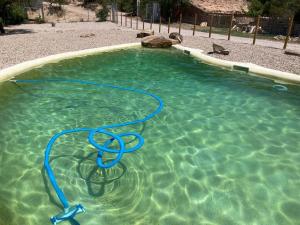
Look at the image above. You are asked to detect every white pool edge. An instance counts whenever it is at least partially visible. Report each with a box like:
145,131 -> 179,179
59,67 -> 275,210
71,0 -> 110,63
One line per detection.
0,42 -> 299,85
0,43 -> 141,82
173,45 -> 300,85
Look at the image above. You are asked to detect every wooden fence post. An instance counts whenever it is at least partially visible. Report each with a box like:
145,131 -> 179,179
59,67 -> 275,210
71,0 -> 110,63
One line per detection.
209,14 -> 214,38
253,15 -> 261,45
198,14 -> 202,26
168,17 -> 171,33
41,5 -> 45,21
136,17 -> 138,29
179,13 -> 182,35
193,13 -> 197,36
159,16 -> 162,33
87,9 -> 89,22
228,14 -> 234,40
116,11 -> 118,24
125,14 -> 127,26
150,16 -> 153,30
142,17 -> 144,30
130,14 -> 133,28
283,15 -> 294,50
121,12 -> 122,26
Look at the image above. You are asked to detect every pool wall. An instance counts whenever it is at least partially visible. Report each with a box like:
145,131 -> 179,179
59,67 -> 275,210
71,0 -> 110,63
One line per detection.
0,43 -> 299,85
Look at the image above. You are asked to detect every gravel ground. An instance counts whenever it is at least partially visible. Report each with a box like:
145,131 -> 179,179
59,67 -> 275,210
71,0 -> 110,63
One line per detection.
0,22 -> 299,75
183,36 -> 300,74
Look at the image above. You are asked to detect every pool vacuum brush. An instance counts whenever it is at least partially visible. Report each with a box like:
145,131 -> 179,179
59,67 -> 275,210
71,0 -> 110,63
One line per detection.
50,204 -> 85,225
13,79 -> 163,224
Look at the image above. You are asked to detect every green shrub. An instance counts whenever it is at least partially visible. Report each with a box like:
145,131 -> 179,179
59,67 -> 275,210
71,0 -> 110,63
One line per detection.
0,17 -> 5,34
34,15 -> 45,24
6,3 -> 26,24
96,5 -> 109,22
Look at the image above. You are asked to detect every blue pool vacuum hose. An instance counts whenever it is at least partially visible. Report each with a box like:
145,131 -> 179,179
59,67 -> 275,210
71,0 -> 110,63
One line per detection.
13,79 -> 163,224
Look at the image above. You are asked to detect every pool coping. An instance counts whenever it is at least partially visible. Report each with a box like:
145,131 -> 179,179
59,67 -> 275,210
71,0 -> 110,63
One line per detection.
0,42 -> 299,85
0,43 -> 141,82
173,45 -> 300,85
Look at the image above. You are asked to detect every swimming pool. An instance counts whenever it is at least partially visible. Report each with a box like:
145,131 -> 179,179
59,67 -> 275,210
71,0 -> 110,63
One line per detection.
0,47 -> 299,225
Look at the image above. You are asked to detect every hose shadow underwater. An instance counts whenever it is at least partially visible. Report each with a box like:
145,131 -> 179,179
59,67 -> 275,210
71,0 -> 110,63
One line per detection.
13,79 -> 162,224
40,122 -> 146,224
41,154 -> 127,225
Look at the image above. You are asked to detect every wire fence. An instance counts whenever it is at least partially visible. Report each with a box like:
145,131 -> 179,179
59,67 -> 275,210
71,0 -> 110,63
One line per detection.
22,2 -> 300,50
25,1 -> 98,23
109,4 -> 299,50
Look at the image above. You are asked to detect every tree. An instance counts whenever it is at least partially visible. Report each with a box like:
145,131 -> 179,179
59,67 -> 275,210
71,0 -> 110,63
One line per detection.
247,0 -> 264,17
0,0 -> 32,24
138,0 -> 191,19
0,0 -> 27,25
118,0 -> 135,13
100,0 -> 191,19
96,0 -> 109,21
0,17 -> 5,33
248,0 -> 300,17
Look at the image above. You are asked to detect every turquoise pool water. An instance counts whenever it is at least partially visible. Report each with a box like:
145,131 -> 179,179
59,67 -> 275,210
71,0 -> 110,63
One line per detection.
0,48 -> 299,225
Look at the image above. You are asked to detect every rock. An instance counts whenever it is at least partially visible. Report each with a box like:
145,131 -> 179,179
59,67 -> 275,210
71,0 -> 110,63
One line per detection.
141,35 -> 173,48
200,22 -> 207,27
213,43 -> 230,55
169,32 -> 183,43
80,33 -> 95,38
51,22 -> 56,27
169,38 -> 180,45
274,35 -> 299,42
274,35 -> 289,41
284,49 -> 300,57
248,25 -> 256,34
136,30 -> 154,38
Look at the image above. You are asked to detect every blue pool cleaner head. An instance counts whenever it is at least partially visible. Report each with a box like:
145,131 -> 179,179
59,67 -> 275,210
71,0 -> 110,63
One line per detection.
50,204 -> 85,225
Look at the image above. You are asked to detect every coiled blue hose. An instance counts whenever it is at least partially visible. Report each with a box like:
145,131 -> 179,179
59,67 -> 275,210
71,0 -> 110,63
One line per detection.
13,79 -> 163,224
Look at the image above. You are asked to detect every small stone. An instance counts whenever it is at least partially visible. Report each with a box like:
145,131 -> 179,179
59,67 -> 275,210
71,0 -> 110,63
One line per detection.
213,43 -> 230,55
80,33 -> 95,38
136,30 -> 154,38
274,35 -> 289,41
284,49 -> 300,57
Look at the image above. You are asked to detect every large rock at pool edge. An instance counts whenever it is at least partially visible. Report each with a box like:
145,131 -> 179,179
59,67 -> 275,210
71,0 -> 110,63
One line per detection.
169,32 -> 183,43
169,38 -> 180,45
141,35 -> 173,48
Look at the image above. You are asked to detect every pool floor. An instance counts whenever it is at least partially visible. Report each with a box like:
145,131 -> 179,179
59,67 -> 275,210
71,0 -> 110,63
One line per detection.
0,48 -> 299,225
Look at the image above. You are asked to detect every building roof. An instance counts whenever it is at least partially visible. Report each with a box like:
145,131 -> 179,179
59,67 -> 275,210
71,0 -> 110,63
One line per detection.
191,0 -> 249,14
